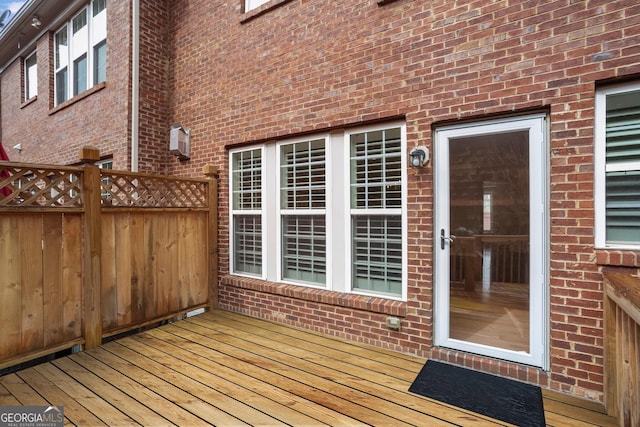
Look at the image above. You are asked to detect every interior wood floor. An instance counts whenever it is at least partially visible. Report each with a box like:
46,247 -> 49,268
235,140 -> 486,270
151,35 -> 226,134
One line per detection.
0,310 -> 617,426
450,281 -> 530,351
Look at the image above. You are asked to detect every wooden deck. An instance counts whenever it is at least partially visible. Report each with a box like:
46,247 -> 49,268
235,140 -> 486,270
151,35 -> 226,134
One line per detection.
0,310 -> 617,426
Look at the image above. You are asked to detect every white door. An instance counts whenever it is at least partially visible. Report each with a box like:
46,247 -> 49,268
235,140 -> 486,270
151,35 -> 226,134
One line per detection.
434,115 -> 547,368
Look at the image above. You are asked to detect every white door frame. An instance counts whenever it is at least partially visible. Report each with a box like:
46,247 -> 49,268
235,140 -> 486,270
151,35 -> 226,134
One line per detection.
433,114 -> 548,369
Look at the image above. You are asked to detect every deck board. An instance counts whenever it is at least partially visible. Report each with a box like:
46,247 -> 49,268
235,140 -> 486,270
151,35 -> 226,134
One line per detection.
0,310 -> 618,426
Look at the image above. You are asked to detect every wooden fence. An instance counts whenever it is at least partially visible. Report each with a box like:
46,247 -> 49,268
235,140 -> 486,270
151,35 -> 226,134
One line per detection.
0,147 -> 218,370
604,272 -> 640,427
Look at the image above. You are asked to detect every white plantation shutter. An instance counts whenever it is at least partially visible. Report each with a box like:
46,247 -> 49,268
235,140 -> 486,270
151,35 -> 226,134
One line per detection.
605,90 -> 640,244
350,128 -> 403,295
281,215 -> 326,283
231,149 -> 263,275
280,139 -> 326,284
352,215 -> 402,294
229,123 -> 406,299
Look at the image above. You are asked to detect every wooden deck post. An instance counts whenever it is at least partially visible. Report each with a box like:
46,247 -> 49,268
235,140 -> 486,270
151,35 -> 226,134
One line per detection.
603,272 -> 640,427
203,164 -> 219,311
79,146 -> 102,349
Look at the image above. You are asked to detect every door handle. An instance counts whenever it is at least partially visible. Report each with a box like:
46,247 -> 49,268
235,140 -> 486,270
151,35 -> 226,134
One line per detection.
440,229 -> 456,249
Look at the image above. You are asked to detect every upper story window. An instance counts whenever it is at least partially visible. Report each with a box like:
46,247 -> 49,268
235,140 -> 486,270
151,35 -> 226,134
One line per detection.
595,81 -> 640,248
54,0 -> 107,106
24,52 -> 37,101
245,0 -> 270,12
229,122 -> 407,300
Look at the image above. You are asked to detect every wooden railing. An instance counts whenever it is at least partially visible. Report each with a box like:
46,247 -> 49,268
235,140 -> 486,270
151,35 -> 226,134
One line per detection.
450,234 -> 529,290
604,272 -> 640,427
0,147 -> 218,370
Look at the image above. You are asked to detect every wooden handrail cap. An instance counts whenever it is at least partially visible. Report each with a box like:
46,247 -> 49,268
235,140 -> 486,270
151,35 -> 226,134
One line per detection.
203,164 -> 218,177
79,146 -> 101,163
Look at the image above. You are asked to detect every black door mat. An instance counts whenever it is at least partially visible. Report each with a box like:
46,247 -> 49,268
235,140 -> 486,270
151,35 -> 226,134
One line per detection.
409,360 -> 545,427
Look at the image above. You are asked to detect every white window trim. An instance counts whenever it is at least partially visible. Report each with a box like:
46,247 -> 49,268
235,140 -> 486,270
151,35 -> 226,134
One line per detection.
594,81 -> 640,250
276,135 -> 330,288
229,122 -> 407,301
344,123 -> 407,300
24,51 -> 37,101
229,146 -> 266,280
245,0 -> 271,12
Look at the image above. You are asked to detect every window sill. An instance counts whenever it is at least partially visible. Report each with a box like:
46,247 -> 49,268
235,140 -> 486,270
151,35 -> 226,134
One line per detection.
240,0 -> 295,24
221,275 -> 407,317
48,82 -> 107,115
596,249 -> 640,268
20,96 -> 37,109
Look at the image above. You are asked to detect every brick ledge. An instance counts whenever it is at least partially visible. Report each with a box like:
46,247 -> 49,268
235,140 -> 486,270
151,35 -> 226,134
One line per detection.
220,275 -> 407,317
595,249 -> 640,268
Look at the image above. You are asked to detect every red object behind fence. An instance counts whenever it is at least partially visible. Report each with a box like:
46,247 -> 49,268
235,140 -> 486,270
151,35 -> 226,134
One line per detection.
0,142 -> 12,196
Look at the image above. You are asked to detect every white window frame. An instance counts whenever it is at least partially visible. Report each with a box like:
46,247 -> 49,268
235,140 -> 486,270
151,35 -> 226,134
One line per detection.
344,124 -> 407,299
228,122 -> 407,301
54,0 -> 107,106
594,81 -> 640,249
229,147 -> 266,279
276,137 -> 328,286
245,0 -> 270,12
24,51 -> 37,101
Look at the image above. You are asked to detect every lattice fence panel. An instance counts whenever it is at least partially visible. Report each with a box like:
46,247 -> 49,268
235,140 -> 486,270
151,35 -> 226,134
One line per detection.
0,163 -> 83,208
101,171 -> 208,208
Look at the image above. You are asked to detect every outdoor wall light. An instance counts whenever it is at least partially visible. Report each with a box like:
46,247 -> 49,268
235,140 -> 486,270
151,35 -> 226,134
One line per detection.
409,146 -> 429,168
31,16 -> 41,29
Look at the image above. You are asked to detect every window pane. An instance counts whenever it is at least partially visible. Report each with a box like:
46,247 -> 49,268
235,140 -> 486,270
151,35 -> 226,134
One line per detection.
234,215 -> 262,275
352,215 -> 402,295
25,53 -> 37,99
55,29 -> 68,69
606,90 -> 640,165
280,139 -> 325,209
93,0 -> 107,16
56,68 -> 68,103
606,171 -> 640,243
73,10 -> 87,34
94,40 -> 107,84
98,160 -> 113,200
282,215 -> 326,284
605,89 -> 640,244
350,128 -> 402,209
73,54 -> 88,96
232,149 -> 262,210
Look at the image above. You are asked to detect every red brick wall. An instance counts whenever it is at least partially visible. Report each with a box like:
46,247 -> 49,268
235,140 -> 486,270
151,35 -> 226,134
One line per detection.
137,0 -> 174,174
0,1 -> 133,168
166,0 -> 640,401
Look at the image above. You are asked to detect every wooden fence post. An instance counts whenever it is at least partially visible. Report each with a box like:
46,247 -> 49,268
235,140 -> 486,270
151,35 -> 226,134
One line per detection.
203,164 -> 218,311
79,146 -> 102,349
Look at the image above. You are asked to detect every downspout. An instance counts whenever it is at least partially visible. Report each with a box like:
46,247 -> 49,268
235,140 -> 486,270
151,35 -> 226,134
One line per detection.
131,0 -> 139,172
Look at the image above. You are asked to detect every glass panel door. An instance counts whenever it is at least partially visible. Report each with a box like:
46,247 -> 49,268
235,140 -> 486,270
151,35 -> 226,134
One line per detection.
434,116 -> 546,368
